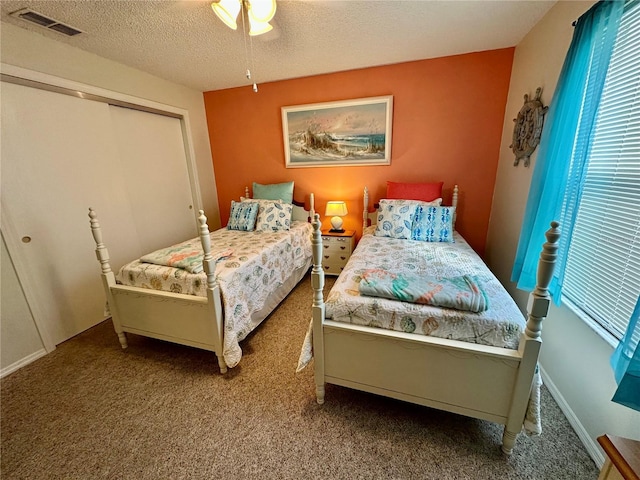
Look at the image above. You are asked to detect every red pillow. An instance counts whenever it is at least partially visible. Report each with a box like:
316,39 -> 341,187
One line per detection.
386,181 -> 444,202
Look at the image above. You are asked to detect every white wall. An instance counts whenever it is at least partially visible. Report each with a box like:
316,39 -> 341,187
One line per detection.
485,0 -> 640,465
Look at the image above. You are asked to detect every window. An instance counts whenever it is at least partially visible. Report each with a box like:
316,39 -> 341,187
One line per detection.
562,1 -> 640,341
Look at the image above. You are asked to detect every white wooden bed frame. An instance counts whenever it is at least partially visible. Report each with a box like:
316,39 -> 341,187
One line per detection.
310,187 -> 559,454
89,193 -> 314,374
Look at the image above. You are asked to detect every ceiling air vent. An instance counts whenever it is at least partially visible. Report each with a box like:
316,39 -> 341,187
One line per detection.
10,8 -> 83,36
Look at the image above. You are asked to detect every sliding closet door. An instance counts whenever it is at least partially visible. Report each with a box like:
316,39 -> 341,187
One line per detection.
108,106 -> 196,251
1,82 -> 141,345
2,82 -> 199,347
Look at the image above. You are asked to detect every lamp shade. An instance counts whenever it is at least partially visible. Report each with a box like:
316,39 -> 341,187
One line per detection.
211,0 -> 241,30
325,201 -> 348,217
247,0 -> 277,22
325,201 -> 348,232
248,17 -> 273,36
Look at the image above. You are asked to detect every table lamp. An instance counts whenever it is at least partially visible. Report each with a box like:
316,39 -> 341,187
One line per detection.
325,201 -> 348,232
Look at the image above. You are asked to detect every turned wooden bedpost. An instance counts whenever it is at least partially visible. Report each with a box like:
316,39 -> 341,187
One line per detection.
309,193 -> 316,222
311,214 -> 326,404
88,208 -> 128,349
198,210 -> 227,374
363,186 -> 370,231
502,221 -> 560,455
452,185 -> 459,228
245,186 -> 250,198
525,221 -> 560,339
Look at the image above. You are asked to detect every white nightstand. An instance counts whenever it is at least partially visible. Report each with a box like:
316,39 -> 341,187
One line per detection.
321,229 -> 355,276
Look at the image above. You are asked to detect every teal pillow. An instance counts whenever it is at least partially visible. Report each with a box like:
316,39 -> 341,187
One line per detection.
227,200 -> 259,231
253,181 -> 294,204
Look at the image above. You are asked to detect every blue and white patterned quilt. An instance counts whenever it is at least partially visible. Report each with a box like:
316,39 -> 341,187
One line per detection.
116,221 -> 312,368
326,227 -> 525,349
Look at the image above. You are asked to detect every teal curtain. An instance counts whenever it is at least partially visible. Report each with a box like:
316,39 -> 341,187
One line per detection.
610,296 -> 640,411
511,0 -> 625,302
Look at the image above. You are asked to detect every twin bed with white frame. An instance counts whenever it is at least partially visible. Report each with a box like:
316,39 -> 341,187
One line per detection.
90,190 -> 315,374
304,185 -> 559,454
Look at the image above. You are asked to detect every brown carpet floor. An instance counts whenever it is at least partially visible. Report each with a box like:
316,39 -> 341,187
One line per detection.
1,274 -> 599,479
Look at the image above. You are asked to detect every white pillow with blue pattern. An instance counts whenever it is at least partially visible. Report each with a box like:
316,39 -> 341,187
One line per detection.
251,199 -> 293,231
411,205 -> 455,242
374,198 -> 442,240
228,200 -> 259,231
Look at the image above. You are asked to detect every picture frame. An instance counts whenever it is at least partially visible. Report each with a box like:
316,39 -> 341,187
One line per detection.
281,95 -> 393,168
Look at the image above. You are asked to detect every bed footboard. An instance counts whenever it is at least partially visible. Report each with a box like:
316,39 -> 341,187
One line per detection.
310,202 -> 560,454
88,208 -> 227,374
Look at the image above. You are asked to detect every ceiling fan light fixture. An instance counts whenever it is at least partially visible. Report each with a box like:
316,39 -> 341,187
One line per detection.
248,17 -> 273,36
210,0 -> 276,92
211,0 -> 241,30
247,0 -> 277,23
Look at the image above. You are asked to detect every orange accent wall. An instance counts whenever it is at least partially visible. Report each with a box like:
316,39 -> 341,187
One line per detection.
203,48 -> 514,255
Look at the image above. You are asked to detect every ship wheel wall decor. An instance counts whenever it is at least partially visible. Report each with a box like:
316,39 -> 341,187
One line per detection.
510,87 -> 548,167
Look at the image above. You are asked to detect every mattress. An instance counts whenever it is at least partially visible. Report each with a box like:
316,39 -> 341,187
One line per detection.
325,227 -> 525,349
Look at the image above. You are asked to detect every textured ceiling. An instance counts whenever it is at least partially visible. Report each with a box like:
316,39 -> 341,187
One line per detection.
0,1 -> 556,92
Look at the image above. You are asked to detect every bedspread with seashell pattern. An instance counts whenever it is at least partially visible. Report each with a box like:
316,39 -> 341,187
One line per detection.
326,227 -> 525,349
116,221 -> 312,367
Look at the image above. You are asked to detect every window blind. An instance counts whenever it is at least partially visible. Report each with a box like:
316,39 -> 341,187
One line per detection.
563,0 -> 640,340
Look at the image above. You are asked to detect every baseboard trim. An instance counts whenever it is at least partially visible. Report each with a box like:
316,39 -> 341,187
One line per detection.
540,365 -> 605,468
1,348 -> 48,379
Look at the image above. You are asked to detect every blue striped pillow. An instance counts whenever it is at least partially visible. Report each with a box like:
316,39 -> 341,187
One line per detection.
228,200 -> 259,231
411,205 -> 455,242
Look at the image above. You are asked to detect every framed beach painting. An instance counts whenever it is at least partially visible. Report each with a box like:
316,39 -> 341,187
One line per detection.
282,96 -> 393,168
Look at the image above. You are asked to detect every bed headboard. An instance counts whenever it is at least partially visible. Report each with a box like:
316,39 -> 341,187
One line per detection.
363,185 -> 459,231
292,195 -> 315,222
244,186 -> 315,222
